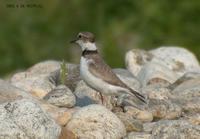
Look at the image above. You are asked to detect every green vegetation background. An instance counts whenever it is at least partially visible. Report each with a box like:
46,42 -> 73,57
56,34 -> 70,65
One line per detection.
0,0 -> 200,76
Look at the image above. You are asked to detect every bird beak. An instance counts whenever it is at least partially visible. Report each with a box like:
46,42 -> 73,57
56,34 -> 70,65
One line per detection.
70,38 -> 78,43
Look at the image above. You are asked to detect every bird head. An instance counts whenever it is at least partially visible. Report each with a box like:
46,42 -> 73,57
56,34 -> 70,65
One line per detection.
70,32 -> 97,51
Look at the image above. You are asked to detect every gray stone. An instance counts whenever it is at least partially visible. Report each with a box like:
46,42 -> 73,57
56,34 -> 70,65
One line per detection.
74,80 -> 113,109
124,106 -> 153,122
49,63 -> 81,91
0,80 -> 32,103
143,122 -> 157,133
43,85 -> 76,108
0,99 -> 61,139
137,62 -> 178,87
152,120 -> 200,139
66,104 -> 126,139
149,99 -> 182,120
125,47 -> 200,86
150,47 -> 200,76
10,60 -> 80,98
185,114 -> 200,125
143,85 -> 173,100
25,60 -> 61,76
172,78 -> 200,100
125,49 -> 154,76
168,72 -> 200,90
170,77 -> 200,116
124,132 -> 152,139
11,75 -> 56,98
115,112 -> 143,132
182,98 -> 200,114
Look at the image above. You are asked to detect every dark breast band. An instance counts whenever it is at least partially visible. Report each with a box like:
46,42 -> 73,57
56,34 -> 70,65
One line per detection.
82,50 -> 98,57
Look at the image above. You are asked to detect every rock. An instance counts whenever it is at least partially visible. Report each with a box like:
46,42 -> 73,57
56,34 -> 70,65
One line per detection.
26,60 -> 61,76
170,77 -> 200,116
0,99 -> 61,139
186,114 -> 200,125
66,104 -> 126,139
74,81 -> 101,105
50,63 -> 81,91
150,47 -> 200,76
59,127 -> 77,139
152,120 -> 200,139
74,81 -> 113,109
48,107 -> 72,126
125,49 -> 154,76
125,47 -> 200,84
3,80 -> 70,126
168,72 -> 200,90
149,99 -> 182,120
40,102 -> 80,126
0,80 -> 32,103
113,68 -> 141,92
124,106 -> 153,122
10,61 -> 60,83
43,85 -> 76,108
182,98 -> 200,114
143,122 -> 157,133
11,61 -> 80,98
124,132 -> 152,139
137,62 -> 178,87
143,85 -> 173,100
115,112 -> 143,132
172,78 -> 200,100
11,75 -> 56,98
170,77 -> 200,115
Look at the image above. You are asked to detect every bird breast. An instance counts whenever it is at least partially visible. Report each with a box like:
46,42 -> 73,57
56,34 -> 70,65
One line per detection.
80,57 -> 128,96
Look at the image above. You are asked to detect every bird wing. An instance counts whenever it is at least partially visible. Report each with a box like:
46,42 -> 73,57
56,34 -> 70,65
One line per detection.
88,55 -> 127,87
87,54 -> 146,103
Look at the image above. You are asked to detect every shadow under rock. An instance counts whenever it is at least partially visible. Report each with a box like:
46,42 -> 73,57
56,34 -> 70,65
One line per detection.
75,96 -> 97,107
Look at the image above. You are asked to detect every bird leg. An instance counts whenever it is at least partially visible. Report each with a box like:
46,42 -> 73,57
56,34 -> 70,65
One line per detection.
99,92 -> 104,104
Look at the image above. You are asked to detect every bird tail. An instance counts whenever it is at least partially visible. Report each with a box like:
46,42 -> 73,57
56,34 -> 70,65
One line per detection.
128,88 -> 147,104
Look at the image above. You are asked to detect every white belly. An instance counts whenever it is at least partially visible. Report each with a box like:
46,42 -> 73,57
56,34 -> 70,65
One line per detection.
80,57 -> 128,96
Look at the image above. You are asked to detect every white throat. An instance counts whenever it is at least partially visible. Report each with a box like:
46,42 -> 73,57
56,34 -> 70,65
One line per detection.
78,41 -> 97,51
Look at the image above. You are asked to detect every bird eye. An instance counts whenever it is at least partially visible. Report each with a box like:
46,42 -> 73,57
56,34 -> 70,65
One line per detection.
78,35 -> 82,38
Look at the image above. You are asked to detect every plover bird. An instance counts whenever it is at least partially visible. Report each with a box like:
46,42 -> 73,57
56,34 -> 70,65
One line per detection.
70,32 -> 146,105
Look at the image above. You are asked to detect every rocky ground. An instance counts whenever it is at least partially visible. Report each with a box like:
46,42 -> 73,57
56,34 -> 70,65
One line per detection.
0,46 -> 200,139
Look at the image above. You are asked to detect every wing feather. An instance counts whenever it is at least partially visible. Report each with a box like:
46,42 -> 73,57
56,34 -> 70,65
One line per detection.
86,54 -> 146,103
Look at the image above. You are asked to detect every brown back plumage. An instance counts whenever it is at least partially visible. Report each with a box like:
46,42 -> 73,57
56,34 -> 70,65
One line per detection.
83,51 -> 146,103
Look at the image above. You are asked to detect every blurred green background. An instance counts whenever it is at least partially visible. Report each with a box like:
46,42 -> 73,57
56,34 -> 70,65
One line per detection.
0,0 -> 200,76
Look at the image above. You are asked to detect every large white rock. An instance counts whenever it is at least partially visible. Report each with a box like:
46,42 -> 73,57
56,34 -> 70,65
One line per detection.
10,60 -> 80,98
137,62 -> 179,87
0,99 -> 61,139
150,47 -> 200,76
26,60 -> 61,75
11,75 -> 56,98
125,47 -> 200,79
172,77 -> 200,99
10,61 -> 60,98
149,99 -> 182,120
66,104 -> 126,139
0,79 -> 32,103
124,132 -> 152,139
125,49 -> 154,76
43,85 -> 76,108
152,120 -> 200,139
